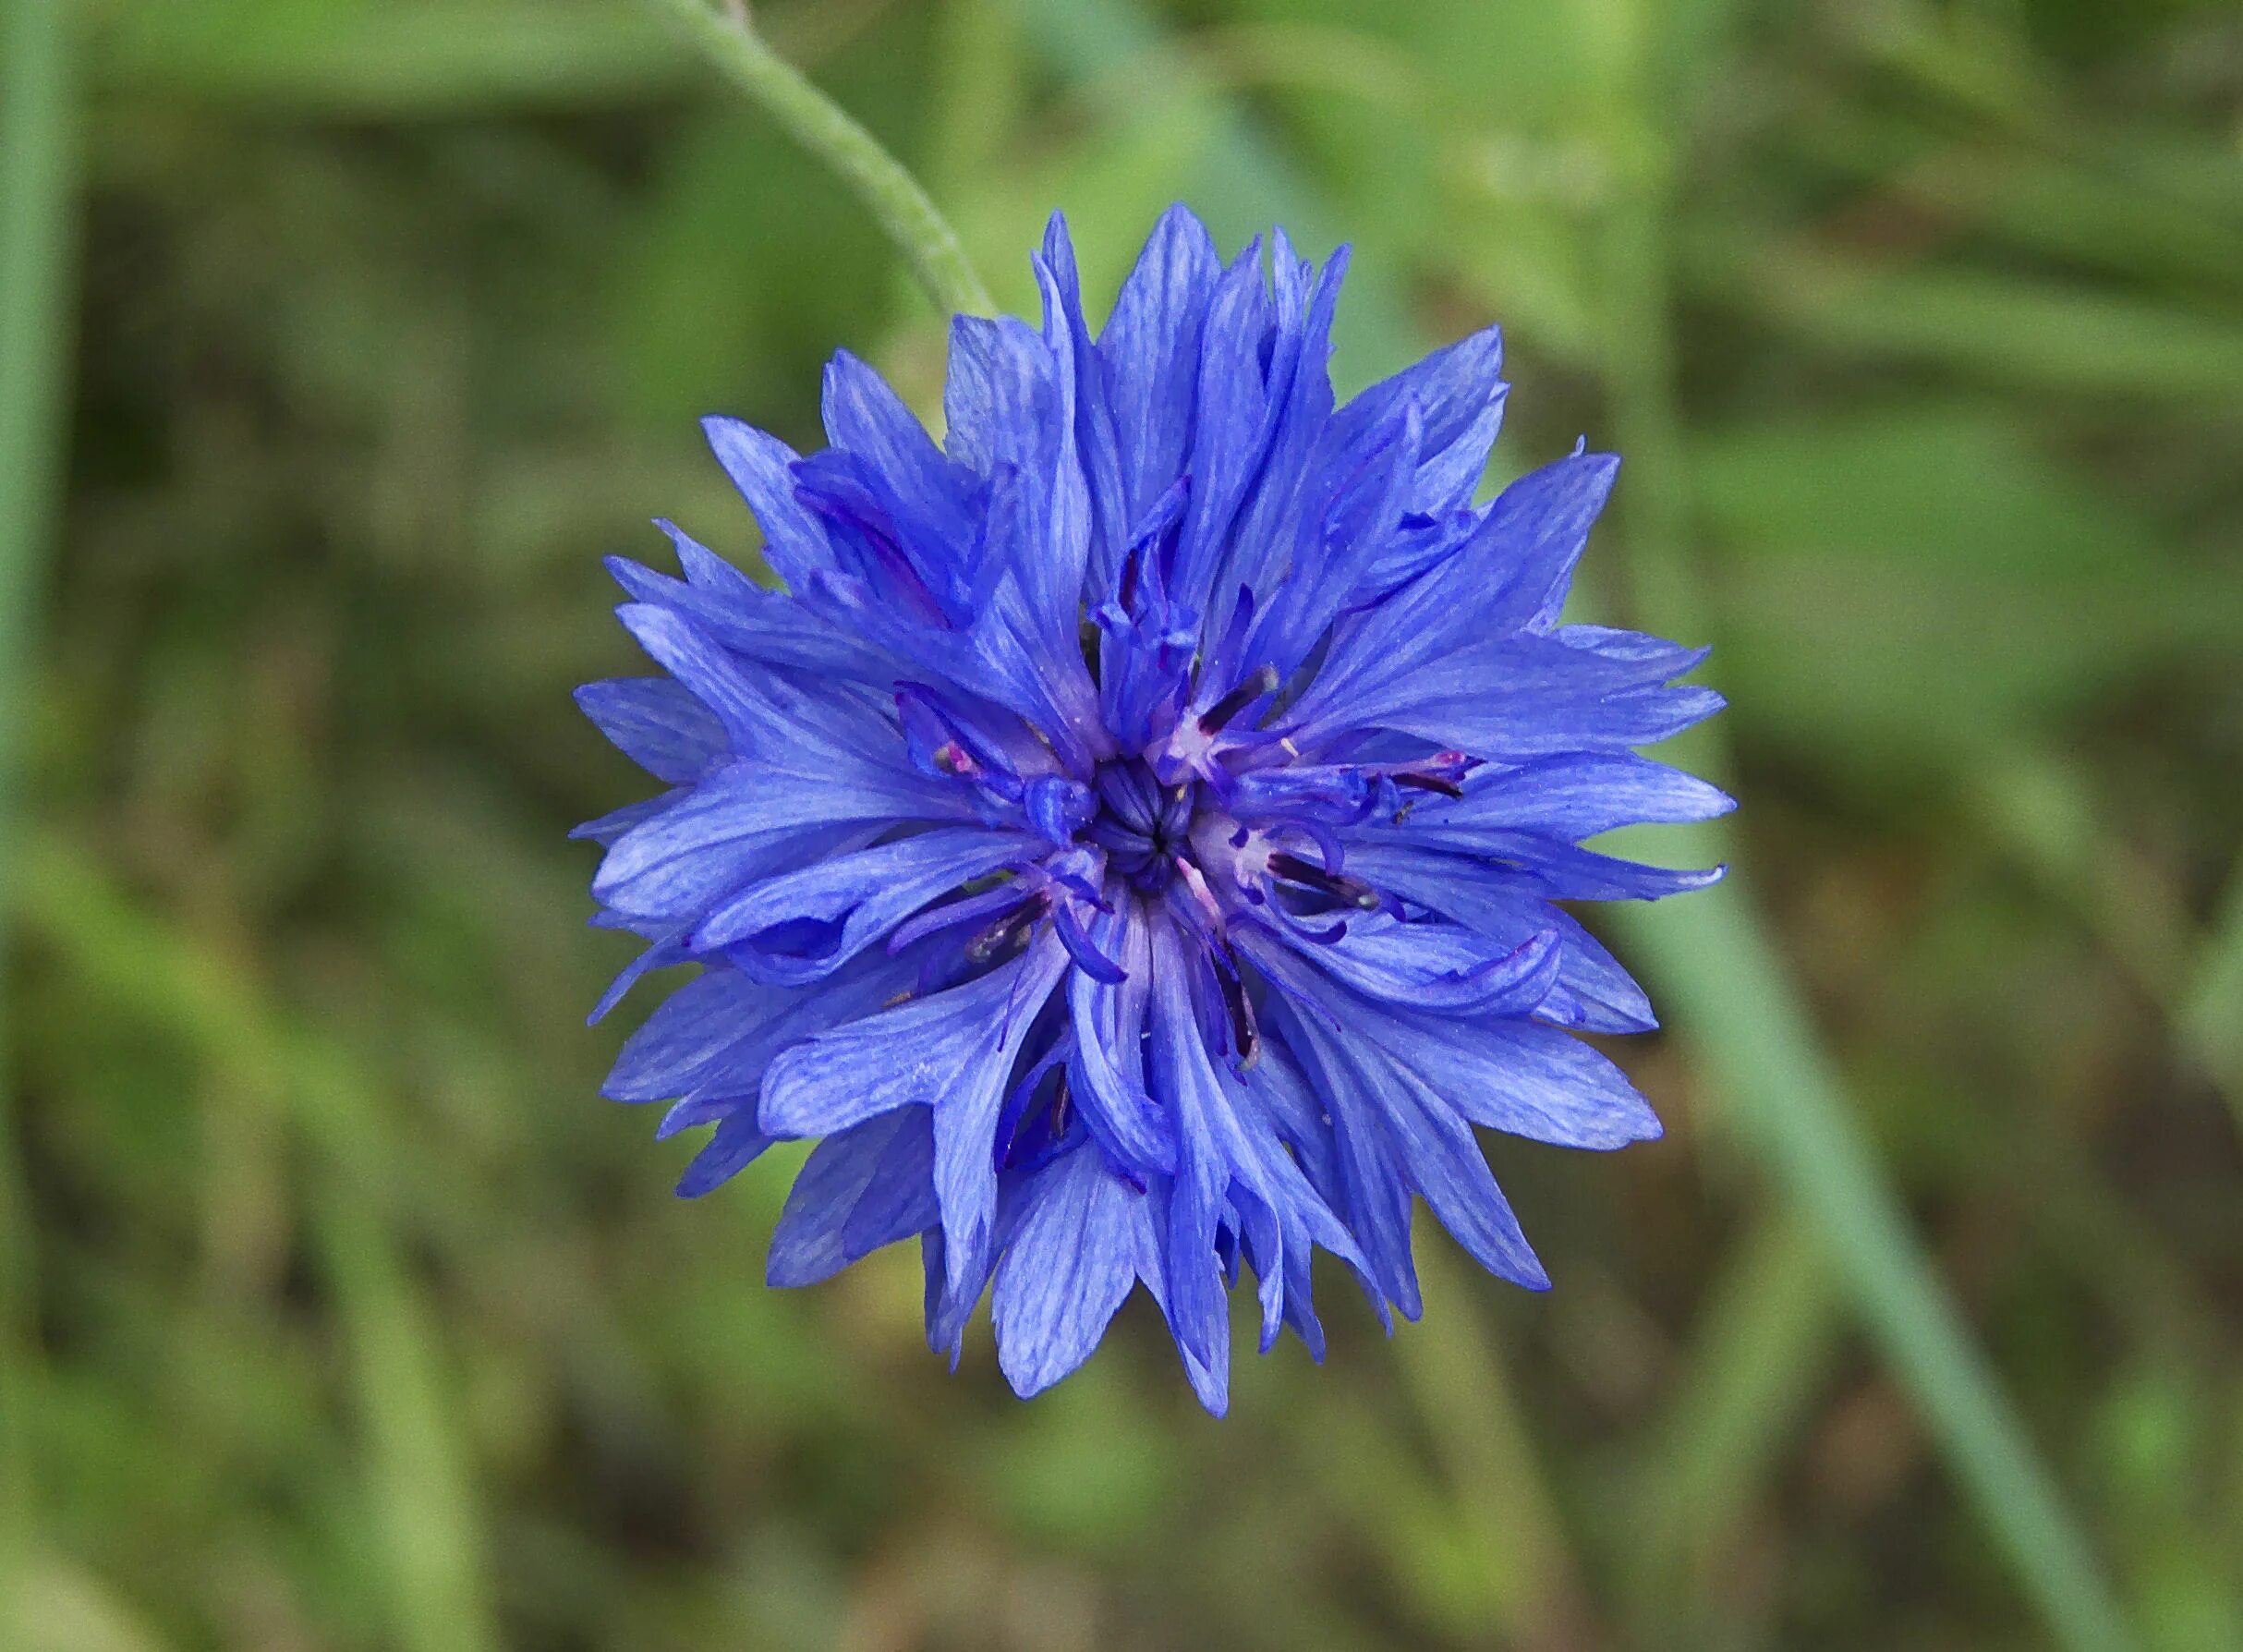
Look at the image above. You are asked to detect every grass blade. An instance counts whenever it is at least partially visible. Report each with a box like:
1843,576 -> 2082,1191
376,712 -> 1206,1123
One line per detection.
2179,850 -> 2243,1117
1627,1205 -> 1840,1624
0,0 -> 83,1586
1611,871 -> 2140,1652
16,837 -> 500,1652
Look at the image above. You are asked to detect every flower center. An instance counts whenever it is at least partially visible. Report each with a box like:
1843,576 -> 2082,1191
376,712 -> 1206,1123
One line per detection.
1081,757 -> 1198,893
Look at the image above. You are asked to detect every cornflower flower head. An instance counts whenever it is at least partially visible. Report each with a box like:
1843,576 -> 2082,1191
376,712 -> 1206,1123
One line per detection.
577,206 -> 1729,1414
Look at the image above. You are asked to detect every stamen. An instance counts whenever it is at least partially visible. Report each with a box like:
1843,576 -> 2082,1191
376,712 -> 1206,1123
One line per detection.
1199,664 -> 1280,734
1217,954 -> 1260,1072
1268,851 -> 1381,909
1395,771 -> 1464,799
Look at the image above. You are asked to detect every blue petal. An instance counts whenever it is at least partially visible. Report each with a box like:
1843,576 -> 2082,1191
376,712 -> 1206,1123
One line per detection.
603,966 -> 784,1103
1146,918 -> 1361,1364
1325,322 -> 1507,516
570,792 -> 675,847
700,416 -> 837,590
1290,624 -> 1722,759
693,827 -> 1030,978
605,942 -> 928,1109
760,935 -> 1071,1294
1282,452 -> 1623,744
675,1111 -> 775,1197
1053,903 -> 1127,985
575,678 -> 725,785
1127,1172 -> 1233,1417
1244,396 -> 1421,680
1023,775 -> 1096,844
1441,835 -> 1727,903
1338,842 -> 1658,1031
818,352 -> 981,609
1276,1002 -> 1550,1294
587,925 -> 692,1026
1099,203 -> 1221,543
1376,1065 -> 1546,1291
1443,1016 -> 1666,1148
759,939 -> 1060,1136
616,601 -> 767,753
1238,916 -> 1563,1014
591,762 -> 922,924
1350,990 -> 1661,1149
1199,237 -> 1347,662
944,312 -> 1050,481
621,600 -> 949,780
1021,249 -> 1097,652
1476,450 -> 1620,635
992,1147 -> 1142,1397
1239,1036 -> 1343,1220
1382,753 -> 1736,845
1268,1010 -> 1422,1319
938,261 -> 1106,766
1146,923 -> 1249,1374
943,296 -> 1095,678
767,1109 -> 938,1285
1064,904 -> 1179,1177
609,531 -> 895,683
1035,213 -> 1132,598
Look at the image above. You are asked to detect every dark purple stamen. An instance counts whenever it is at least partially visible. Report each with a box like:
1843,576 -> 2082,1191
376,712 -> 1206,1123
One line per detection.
1395,771 -> 1464,798
1199,664 -> 1280,734
1217,953 -> 1260,1071
1268,851 -> 1382,909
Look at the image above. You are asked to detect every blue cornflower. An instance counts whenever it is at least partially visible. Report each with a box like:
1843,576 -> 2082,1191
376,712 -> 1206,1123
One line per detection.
577,206 -> 1728,1414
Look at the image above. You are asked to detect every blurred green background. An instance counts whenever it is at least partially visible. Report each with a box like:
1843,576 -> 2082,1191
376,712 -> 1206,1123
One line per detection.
4,0 -> 2242,1647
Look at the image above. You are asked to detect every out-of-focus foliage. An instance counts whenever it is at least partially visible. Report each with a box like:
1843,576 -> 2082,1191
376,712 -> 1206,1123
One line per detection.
6,0 -> 2242,1648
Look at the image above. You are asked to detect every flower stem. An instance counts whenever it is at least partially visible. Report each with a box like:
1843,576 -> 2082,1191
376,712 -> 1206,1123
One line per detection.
647,0 -> 995,318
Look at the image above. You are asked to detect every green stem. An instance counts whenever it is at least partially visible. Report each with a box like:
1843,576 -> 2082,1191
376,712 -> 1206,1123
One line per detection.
0,0 -> 82,1583
647,0 -> 995,317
